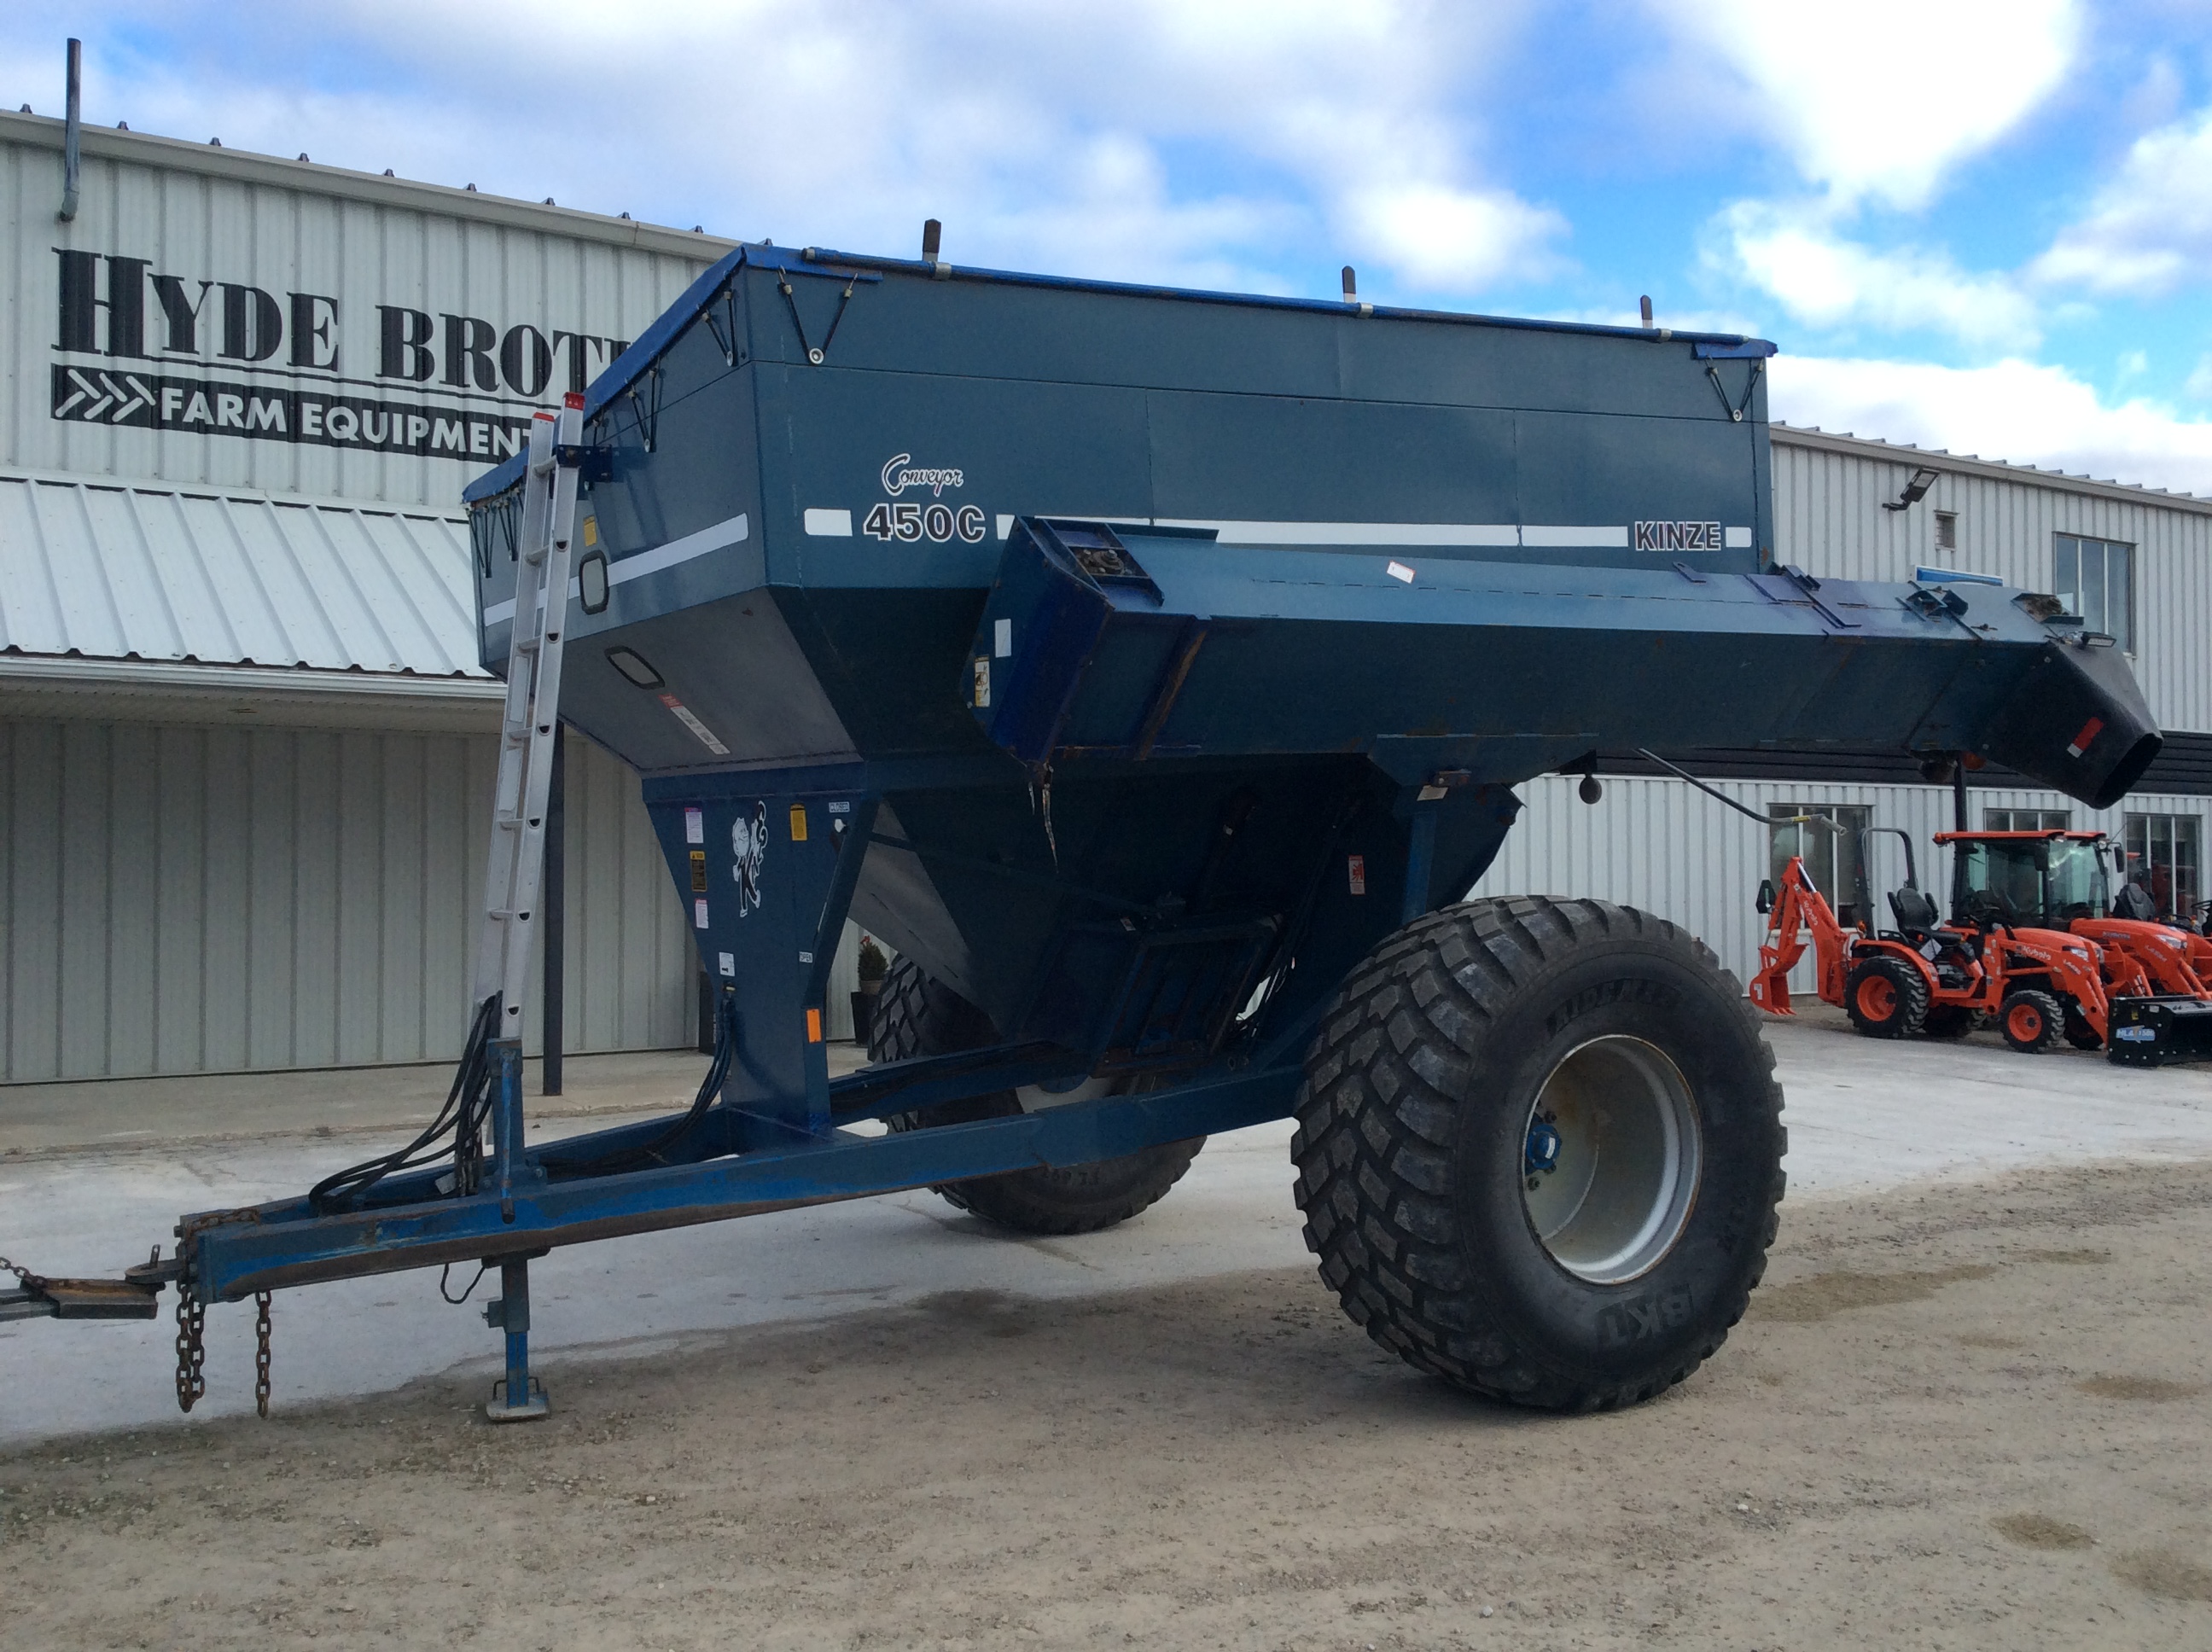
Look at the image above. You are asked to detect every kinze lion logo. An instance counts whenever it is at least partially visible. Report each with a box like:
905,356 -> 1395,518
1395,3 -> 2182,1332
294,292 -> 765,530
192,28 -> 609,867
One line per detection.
881,453 -> 965,497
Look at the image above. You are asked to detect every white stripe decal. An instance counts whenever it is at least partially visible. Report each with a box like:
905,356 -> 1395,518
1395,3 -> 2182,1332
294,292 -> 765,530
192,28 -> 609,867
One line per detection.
483,511 -> 748,626
1156,518 -> 1520,547
1021,516 -> 1642,549
804,507 -> 853,536
1522,524 -> 1628,548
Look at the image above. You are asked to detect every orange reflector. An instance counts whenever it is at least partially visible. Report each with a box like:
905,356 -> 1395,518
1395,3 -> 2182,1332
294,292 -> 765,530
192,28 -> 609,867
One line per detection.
806,1008 -> 823,1044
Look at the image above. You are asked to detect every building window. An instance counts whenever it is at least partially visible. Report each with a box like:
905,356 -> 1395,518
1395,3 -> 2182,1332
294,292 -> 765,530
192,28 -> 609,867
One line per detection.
1984,808 -> 2072,831
1934,510 -> 1957,550
1770,803 -> 1872,928
2054,533 -> 2133,652
2122,813 -> 2202,921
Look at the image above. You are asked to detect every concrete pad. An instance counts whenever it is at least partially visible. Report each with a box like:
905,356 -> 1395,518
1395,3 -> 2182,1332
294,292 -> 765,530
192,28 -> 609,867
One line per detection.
0,1044 -> 870,1157
3,1012 -> 2207,1442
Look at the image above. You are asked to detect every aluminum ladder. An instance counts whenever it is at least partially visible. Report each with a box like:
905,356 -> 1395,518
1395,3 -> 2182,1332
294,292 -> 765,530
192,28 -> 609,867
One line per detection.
473,392 -> 585,1034
469,390 -> 585,1423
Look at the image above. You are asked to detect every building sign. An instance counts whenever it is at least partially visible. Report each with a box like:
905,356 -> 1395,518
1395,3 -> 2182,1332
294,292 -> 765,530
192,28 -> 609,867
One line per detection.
47,250 -> 632,461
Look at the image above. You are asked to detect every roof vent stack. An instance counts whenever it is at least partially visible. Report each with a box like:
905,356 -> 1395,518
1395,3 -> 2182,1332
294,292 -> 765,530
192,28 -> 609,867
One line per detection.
59,38 -> 80,222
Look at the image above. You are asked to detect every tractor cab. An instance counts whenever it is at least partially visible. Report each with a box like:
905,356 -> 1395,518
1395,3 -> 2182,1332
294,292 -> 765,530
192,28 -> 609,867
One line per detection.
1939,830 -> 2117,931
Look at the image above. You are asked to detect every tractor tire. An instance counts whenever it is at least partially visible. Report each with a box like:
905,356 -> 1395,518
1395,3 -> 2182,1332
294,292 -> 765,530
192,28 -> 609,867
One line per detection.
1844,957 -> 1930,1038
1291,896 -> 1786,1412
2063,1006 -> 2105,1051
1921,1005 -> 1976,1039
870,957 -> 1202,1236
1999,988 -> 2064,1054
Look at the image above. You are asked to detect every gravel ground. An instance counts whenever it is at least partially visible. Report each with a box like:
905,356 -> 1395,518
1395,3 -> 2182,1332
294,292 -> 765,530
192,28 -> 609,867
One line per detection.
4,1154 -> 2210,1650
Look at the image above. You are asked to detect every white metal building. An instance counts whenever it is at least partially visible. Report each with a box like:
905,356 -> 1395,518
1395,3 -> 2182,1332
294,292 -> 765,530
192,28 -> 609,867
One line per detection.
3,112 -> 2205,1085
0,109 -> 831,1085
1478,426 -> 2212,988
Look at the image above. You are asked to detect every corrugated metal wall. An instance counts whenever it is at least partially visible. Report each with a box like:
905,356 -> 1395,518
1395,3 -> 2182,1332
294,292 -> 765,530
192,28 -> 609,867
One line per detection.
1472,776 -> 2209,993
0,718 -> 693,1082
1771,433 -> 2212,732
2,117 -> 723,509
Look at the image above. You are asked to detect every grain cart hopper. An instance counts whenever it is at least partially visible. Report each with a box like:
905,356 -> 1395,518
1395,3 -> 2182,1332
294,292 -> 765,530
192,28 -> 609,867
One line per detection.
2,241 -> 2163,1418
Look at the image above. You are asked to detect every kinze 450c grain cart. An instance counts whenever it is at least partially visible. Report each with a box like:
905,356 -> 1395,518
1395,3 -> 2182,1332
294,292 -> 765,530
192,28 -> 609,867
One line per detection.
0,241 -> 2164,1418
1751,824 -> 2212,1061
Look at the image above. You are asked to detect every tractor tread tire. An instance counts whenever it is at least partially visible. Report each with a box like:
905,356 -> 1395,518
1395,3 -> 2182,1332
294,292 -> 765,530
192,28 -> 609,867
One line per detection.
1920,1005 -> 1976,1039
1289,895 -> 1786,1413
1844,956 -> 1930,1039
2000,987 -> 2066,1054
870,957 -> 1202,1236
2063,1006 -> 2104,1051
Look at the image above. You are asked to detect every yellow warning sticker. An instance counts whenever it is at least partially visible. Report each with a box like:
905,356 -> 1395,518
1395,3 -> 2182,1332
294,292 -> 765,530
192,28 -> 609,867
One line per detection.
690,849 -> 707,892
582,515 -> 599,547
789,803 -> 808,841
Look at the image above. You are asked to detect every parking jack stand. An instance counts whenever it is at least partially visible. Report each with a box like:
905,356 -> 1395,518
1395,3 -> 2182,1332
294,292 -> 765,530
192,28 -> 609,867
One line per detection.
484,1256 -> 549,1422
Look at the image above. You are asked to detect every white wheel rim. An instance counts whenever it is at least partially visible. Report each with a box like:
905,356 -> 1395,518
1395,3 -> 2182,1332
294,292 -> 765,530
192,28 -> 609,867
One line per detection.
1521,1035 -> 1703,1284
1016,1075 -> 1116,1112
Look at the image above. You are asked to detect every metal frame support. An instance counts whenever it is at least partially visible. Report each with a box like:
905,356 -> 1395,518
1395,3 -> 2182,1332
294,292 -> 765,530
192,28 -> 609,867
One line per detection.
484,1257 -> 547,1422
1401,804 -> 1440,926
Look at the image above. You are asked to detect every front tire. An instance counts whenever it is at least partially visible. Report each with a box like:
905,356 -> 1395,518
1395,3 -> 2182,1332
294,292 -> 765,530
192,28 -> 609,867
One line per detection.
1291,897 -> 1786,1411
2062,1006 -> 2104,1050
2000,988 -> 2064,1054
870,957 -> 1202,1236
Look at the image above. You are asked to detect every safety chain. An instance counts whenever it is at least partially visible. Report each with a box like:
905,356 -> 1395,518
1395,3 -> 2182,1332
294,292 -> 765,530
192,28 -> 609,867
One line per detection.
173,1268 -> 207,1413
170,1210 -> 265,1416
253,1291 -> 274,1418
0,1255 -> 44,1291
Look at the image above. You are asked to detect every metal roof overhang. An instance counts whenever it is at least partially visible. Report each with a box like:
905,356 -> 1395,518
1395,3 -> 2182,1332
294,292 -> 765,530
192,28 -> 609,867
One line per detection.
0,654 -> 502,731
0,469 -> 503,730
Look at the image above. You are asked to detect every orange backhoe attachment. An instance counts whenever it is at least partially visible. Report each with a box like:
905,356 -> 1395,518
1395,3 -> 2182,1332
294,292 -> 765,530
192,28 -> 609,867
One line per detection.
1750,857 -> 1848,1015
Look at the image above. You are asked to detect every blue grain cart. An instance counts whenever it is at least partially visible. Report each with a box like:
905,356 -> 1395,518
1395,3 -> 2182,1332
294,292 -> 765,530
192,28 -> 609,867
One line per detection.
6,242 -> 2161,1416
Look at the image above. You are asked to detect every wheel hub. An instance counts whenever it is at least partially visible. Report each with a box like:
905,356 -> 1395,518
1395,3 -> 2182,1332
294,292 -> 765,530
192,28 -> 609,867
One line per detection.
1521,1036 -> 1703,1285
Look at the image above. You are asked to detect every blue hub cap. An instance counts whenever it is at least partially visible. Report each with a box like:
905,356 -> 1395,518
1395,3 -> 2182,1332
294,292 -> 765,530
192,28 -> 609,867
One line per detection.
1524,1115 -> 1562,1178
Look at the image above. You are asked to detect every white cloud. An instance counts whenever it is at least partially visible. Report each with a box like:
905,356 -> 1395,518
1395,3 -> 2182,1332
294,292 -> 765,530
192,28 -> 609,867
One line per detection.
19,0 -> 1562,301
1773,355 -> 2212,497
1647,0 -> 2079,209
1343,183 -> 1567,291
1714,201 -> 2037,349
2033,106 -> 2212,296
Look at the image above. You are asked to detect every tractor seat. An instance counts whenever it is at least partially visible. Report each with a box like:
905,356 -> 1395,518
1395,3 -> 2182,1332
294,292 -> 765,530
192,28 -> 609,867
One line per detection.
1889,887 -> 1941,940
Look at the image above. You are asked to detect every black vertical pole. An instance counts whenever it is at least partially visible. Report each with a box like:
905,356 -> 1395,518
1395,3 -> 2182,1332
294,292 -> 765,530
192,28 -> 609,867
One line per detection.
541,724 -> 565,1096
1952,758 -> 1968,832
59,39 -> 81,222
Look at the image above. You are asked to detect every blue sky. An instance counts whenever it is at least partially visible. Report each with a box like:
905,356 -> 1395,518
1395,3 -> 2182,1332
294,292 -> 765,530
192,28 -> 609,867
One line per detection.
14,1 -> 2212,492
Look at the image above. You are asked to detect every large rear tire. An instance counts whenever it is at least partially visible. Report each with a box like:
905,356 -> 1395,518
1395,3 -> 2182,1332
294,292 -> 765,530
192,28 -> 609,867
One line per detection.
869,957 -> 1203,1235
1292,897 -> 1786,1411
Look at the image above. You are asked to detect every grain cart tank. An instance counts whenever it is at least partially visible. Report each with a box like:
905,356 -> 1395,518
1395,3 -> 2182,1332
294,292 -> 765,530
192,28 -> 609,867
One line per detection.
3,242 -> 2161,1419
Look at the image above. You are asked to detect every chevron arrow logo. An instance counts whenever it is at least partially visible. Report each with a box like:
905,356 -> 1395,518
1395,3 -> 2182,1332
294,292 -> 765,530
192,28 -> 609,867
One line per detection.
110,374 -> 153,422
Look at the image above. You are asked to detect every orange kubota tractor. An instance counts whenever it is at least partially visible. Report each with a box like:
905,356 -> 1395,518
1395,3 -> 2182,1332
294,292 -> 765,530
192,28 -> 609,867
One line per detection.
1946,829 -> 2212,1006
1749,821 -> 2120,1053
